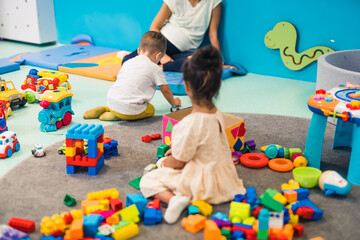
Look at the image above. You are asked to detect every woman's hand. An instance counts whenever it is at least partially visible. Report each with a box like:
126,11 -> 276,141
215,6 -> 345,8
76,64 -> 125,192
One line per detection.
160,54 -> 174,65
223,65 -> 239,70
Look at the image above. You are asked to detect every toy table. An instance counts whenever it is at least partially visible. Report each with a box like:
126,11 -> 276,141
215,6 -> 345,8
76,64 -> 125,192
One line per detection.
304,83 -> 360,185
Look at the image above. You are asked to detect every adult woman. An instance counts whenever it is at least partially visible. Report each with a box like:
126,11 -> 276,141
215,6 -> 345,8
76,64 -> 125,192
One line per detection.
122,0 -> 237,71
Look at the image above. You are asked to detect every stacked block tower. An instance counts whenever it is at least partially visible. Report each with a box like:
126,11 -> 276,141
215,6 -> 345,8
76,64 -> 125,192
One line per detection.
65,123 -> 104,175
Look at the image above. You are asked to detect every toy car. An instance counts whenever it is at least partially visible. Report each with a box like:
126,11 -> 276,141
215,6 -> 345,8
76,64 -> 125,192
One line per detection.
21,69 -> 71,103
31,144 -> 46,157
0,78 -> 27,108
0,131 -> 20,158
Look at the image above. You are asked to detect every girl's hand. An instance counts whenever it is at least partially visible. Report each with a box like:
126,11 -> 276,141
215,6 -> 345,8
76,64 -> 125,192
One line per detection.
223,64 -> 239,70
165,149 -> 172,156
160,54 -> 174,65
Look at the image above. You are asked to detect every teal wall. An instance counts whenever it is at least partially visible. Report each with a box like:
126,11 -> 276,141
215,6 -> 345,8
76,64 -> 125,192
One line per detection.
54,0 -> 360,82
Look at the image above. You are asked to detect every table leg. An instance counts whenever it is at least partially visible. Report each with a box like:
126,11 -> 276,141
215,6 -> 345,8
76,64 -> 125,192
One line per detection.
304,113 -> 328,169
333,120 -> 353,149
348,123 -> 360,185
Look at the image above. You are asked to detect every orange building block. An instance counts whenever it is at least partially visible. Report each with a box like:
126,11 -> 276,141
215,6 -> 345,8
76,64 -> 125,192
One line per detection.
107,214 -> 120,225
68,218 -> 83,239
204,220 -> 226,240
181,214 -> 206,233
309,238 -> 324,240
283,190 -> 298,203
81,199 -> 100,213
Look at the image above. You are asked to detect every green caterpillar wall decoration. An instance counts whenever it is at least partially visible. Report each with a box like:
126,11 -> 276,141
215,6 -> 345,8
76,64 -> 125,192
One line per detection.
264,22 -> 334,71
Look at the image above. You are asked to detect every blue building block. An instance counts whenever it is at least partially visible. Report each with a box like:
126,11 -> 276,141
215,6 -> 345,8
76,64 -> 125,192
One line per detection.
87,138 -> 98,158
233,223 -> 252,229
144,207 -> 162,225
66,123 -> 104,141
126,193 -> 148,216
104,140 -> 119,159
212,211 -> 229,221
234,194 -> 246,202
283,208 -> 290,224
40,236 -> 63,240
88,155 -> 104,176
246,187 -> 257,205
83,214 -> 104,237
291,198 -> 323,220
94,235 -> 115,240
188,205 -> 200,215
66,165 -> 81,174
232,230 -> 245,239
258,208 -> 270,230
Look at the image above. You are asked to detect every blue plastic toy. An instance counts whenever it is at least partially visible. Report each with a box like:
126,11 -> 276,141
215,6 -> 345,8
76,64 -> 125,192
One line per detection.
319,170 -> 351,196
126,193 -> 148,216
143,208 -> 162,225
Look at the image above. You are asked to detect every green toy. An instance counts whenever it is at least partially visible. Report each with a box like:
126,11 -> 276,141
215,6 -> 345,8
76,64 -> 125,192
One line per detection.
264,21 -> 334,70
128,176 -> 142,190
157,144 -> 170,158
64,194 -> 77,207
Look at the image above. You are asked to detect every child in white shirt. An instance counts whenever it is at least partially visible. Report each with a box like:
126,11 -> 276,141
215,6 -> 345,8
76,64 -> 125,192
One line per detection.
140,45 -> 245,224
84,31 -> 181,121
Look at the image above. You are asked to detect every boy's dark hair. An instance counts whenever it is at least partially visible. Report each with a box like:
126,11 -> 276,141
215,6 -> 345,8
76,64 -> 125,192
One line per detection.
182,45 -> 223,106
139,31 -> 167,55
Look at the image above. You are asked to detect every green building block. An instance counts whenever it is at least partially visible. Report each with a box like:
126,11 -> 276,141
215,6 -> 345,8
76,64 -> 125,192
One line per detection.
220,228 -> 232,240
113,221 -> 130,230
257,229 -> 268,240
157,144 -> 169,158
129,176 -> 142,190
259,189 -> 284,212
64,194 -> 76,207
289,148 -> 302,158
241,145 -> 251,154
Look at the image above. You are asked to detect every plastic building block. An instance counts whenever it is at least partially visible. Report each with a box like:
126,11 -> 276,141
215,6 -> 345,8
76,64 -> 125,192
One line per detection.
148,198 -> 160,210
291,199 -> 323,220
40,236 -> 63,240
188,205 -> 200,215
246,186 -> 257,205
293,223 -> 305,237
83,214 -> 104,237
288,148 -> 302,158
110,198 -> 123,212
212,218 -> 232,228
143,163 -> 157,175
243,216 -> 256,225
64,194 -> 76,206
245,139 -> 256,150
111,222 -> 139,240
141,133 -> 161,143
128,176 -> 142,190
229,201 -> 251,223
112,221 -> 130,230
88,188 -> 119,200
221,228 -> 232,239
68,218 -> 83,239
281,179 -> 300,190
234,194 -> 246,202
105,214 -> 119,225
212,212 -> 230,221
118,204 -> 140,223
181,214 -> 206,233
103,138 -> 118,159
232,230 -> 245,240
204,220 -> 226,240
126,193 -> 148,216
1,225 -> 29,240
309,237 -> 324,240
269,211 -> 284,230
241,144 -> 251,154
232,223 -> 256,239
273,192 -> 287,205
260,189 -> 284,212
251,206 -> 264,218
8,217 -> 36,233
98,223 -> 115,236
192,200 -> 212,216
157,144 -> 170,158
143,208 -> 162,225
257,208 -> 269,240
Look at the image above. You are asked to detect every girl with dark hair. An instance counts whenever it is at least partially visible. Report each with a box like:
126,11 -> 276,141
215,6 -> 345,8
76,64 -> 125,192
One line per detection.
140,45 -> 245,224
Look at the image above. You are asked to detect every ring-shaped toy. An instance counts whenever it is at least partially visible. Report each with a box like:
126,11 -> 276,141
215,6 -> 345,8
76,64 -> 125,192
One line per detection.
240,153 -> 269,168
268,158 -> 294,172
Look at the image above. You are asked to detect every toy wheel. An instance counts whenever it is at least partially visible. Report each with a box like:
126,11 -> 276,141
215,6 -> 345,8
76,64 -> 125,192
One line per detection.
240,153 -> 269,168
268,158 -> 294,172
15,142 -> 20,152
6,147 -> 13,157
62,112 -> 72,126
58,150 -> 64,155
19,97 -> 27,107
25,92 -> 36,103
56,120 -> 63,129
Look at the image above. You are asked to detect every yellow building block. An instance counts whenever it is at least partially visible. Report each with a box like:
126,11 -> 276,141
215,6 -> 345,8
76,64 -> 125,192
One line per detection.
281,179 -> 300,191
70,209 -> 83,219
81,199 -> 100,214
273,193 -> 287,205
111,222 -> 139,240
98,142 -> 104,152
118,204 -> 140,223
229,201 -> 250,223
40,216 -> 56,236
87,188 -> 119,200
243,216 -> 256,225
192,200 -> 213,216
65,146 -> 76,157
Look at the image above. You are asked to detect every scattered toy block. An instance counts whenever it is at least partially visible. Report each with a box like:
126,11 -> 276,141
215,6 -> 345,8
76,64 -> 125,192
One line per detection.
8,217 -> 36,233
64,194 -> 77,207
229,201 -> 251,223
204,220 -> 226,240
118,204 -> 140,223
148,198 -> 160,210
181,214 -> 206,233
111,222 -> 139,240
245,139 -> 256,150
192,200 -> 212,216
110,198 -> 123,212
126,193 -> 148,216
293,223 -> 305,237
143,208 -> 162,225
87,188 -> 119,200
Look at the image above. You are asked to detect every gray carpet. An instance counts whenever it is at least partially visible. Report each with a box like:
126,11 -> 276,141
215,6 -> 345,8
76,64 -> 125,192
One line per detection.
0,113 -> 359,240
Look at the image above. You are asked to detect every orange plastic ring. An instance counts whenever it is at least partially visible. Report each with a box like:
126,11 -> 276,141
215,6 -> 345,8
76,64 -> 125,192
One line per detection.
240,153 -> 269,168
268,158 -> 294,172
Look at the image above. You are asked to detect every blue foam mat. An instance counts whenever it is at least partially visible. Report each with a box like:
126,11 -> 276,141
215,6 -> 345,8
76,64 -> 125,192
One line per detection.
0,52 -> 27,74
23,45 -> 119,70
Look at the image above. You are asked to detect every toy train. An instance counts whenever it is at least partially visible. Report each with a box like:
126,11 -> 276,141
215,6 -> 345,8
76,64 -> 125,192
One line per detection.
38,90 -> 74,132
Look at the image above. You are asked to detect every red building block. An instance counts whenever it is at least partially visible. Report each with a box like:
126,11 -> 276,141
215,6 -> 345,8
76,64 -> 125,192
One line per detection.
293,224 -> 305,237
8,217 -> 36,233
148,199 -> 161,210
110,198 -> 123,211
